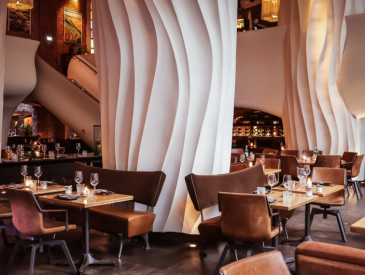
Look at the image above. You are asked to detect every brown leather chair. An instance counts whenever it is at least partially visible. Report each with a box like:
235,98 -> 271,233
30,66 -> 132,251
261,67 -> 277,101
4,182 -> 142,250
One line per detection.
302,150 -> 323,157
230,155 -> 237,163
0,202 -> 21,246
309,167 -> 346,242
4,188 -> 77,275
185,164 -> 265,258
343,154 -> 364,200
296,242 -> 365,275
219,250 -> 289,275
262,148 -> 279,155
341,151 -> 358,164
214,192 -> 279,275
314,155 -> 341,168
276,155 -> 298,180
280,149 -> 299,157
231,148 -> 243,154
42,162 -> 166,258
230,163 -> 247,173
254,158 -> 280,169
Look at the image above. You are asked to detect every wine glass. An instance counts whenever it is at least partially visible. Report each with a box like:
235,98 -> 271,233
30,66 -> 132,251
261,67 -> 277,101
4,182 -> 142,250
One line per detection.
42,144 -> 47,159
283,175 -> 292,189
11,144 -> 16,153
303,165 -> 311,181
297,167 -> 305,190
34,166 -> 42,187
240,154 -> 246,163
19,144 -> 24,152
21,165 -> 28,184
75,171 -> 83,184
55,143 -> 60,157
260,155 -> 265,171
90,173 -> 99,199
76,143 -> 81,155
268,174 -> 277,199
5,146 -> 11,160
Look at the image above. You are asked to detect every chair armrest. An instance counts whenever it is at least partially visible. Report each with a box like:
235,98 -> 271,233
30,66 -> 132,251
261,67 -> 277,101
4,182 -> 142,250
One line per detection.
42,209 -> 69,231
342,162 -> 353,168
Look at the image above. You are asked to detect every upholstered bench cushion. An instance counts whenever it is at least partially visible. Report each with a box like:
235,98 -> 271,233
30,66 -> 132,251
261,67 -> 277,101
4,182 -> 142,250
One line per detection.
198,216 -> 233,243
89,205 -> 156,238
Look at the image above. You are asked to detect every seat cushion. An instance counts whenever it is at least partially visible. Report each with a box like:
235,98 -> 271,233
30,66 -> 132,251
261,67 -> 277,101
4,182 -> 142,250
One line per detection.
42,218 -> 76,234
311,190 -> 344,207
198,216 -> 234,243
89,205 -> 156,238
0,202 -> 12,219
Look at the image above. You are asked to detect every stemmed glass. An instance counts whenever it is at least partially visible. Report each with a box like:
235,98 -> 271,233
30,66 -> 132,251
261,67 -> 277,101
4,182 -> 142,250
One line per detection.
303,165 -> 311,182
283,175 -> 291,188
5,146 -> 11,160
21,165 -> 28,183
34,166 -> 42,188
240,154 -> 246,163
260,155 -> 265,171
76,143 -> 81,155
11,144 -> 16,154
75,171 -> 83,184
90,173 -> 99,199
297,167 -> 305,190
42,144 -> 47,159
55,143 -> 60,157
268,174 -> 277,199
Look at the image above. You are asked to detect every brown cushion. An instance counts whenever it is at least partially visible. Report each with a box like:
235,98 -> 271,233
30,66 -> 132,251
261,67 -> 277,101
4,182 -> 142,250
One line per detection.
0,202 -> 12,219
198,216 -> 233,243
89,205 -> 155,238
42,218 -> 76,234
311,191 -> 344,207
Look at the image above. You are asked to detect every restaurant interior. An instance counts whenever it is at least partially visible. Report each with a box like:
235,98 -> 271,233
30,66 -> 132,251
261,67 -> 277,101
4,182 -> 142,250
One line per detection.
0,0 -> 365,274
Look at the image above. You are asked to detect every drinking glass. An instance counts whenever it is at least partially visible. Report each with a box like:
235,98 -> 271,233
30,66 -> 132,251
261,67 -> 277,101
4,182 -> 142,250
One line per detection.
55,143 -> 60,157
282,175 -> 292,188
90,173 -> 99,198
17,144 -> 21,155
76,143 -> 81,155
268,174 -> 277,199
303,165 -> 311,181
82,150 -> 88,157
5,146 -> 11,160
34,166 -> 42,187
42,144 -> 47,159
65,185 -> 72,195
257,187 -> 266,195
260,155 -> 265,171
77,184 -> 85,196
21,165 -> 28,183
11,144 -> 16,153
75,171 -> 83,184
283,191 -> 293,203
240,154 -> 246,162
86,189 -> 95,200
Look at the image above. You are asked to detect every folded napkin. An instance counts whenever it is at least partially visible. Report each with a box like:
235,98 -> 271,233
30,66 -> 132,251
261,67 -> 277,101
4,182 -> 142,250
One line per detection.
267,197 -> 277,204
57,195 -> 79,200
252,190 -> 269,194
41,181 -> 56,186
312,181 -> 333,186
7,185 -> 24,189
95,189 -> 108,194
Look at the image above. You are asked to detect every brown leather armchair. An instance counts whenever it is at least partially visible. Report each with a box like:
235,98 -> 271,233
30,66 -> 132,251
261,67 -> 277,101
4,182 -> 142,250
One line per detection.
185,164 -> 265,258
302,150 -> 323,157
276,155 -> 298,180
214,192 -> 279,275
4,188 -> 77,275
262,149 -> 279,155
43,162 -> 166,258
231,148 -> 243,154
314,155 -> 341,168
309,167 -> 347,241
341,151 -> 358,164
219,251 -> 289,275
230,163 -> 247,172
280,150 -> 299,157
296,241 -> 365,275
0,202 -> 21,246
343,154 -> 364,200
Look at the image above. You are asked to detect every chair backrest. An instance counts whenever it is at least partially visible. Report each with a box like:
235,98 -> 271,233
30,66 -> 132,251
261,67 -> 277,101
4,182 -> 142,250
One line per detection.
302,150 -> 323,157
219,192 -> 273,242
219,251 -> 290,275
73,162 -> 166,207
280,150 -> 299,158
262,149 -> 279,155
5,188 -> 43,236
276,155 -> 298,178
230,163 -> 247,173
231,155 -> 237,163
312,167 -> 346,186
255,158 -> 281,169
341,152 -> 358,163
255,153 -> 276,160
185,164 -> 265,211
231,148 -> 243,154
350,155 -> 364,178
314,155 -> 341,168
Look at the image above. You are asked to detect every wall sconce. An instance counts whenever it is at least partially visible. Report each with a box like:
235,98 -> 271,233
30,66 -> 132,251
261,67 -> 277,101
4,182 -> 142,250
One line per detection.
46,36 -> 53,45
237,19 -> 244,32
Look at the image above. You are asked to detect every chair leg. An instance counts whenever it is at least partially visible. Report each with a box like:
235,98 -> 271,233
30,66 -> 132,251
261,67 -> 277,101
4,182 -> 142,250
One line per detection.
234,249 -> 238,261
141,233 -> 150,250
4,240 -> 21,275
246,249 -> 252,257
118,234 -> 126,259
213,245 -> 229,275
282,219 -> 289,240
335,212 -> 347,242
1,227 -> 9,246
357,181 -> 363,197
46,245 -> 52,264
52,240 -> 77,275
353,183 -> 361,200
347,185 -> 351,196
199,238 -> 208,258
29,243 -> 40,275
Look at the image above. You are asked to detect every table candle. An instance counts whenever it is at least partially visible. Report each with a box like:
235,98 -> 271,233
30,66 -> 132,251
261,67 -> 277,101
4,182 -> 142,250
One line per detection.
249,162 -> 253,167
307,179 -> 312,187
25,180 -> 30,187
303,156 -> 307,161
316,185 -> 322,193
36,151 -> 40,157
306,187 -> 313,197
83,187 -> 88,196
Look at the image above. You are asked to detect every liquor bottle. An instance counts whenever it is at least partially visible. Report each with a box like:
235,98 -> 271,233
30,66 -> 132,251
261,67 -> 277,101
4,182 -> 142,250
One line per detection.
245,145 -> 249,157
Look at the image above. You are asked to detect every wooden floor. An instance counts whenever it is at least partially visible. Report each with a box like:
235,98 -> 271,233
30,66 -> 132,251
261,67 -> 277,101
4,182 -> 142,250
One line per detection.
1,183 -> 365,274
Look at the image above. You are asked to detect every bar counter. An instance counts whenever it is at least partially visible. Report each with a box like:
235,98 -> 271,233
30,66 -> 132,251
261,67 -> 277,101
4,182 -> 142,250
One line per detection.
0,153 -> 102,185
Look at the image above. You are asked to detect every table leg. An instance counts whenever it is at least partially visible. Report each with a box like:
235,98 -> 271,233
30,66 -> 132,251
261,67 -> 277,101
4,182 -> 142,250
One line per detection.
281,204 -> 313,245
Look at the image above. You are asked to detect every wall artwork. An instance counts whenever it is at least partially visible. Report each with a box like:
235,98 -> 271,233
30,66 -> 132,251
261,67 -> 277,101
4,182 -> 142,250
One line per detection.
64,8 -> 82,44
8,8 -> 31,34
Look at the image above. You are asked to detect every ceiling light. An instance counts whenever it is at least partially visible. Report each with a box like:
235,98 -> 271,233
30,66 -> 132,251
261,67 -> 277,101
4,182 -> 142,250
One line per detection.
189,244 -> 197,247
7,0 -> 33,10
261,0 -> 280,22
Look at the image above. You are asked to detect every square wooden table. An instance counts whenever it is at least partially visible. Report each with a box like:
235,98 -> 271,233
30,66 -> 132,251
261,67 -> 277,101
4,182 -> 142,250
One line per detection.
264,169 -> 281,176
351,217 -> 365,234
39,192 -> 133,273
272,184 -> 344,197
0,184 -> 66,196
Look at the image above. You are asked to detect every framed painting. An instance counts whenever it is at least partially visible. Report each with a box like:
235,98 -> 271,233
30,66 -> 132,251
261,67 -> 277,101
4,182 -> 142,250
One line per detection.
64,8 -> 82,44
8,8 -> 31,34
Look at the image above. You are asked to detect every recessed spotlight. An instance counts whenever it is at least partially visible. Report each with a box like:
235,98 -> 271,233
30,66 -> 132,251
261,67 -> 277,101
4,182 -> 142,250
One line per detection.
189,244 -> 197,248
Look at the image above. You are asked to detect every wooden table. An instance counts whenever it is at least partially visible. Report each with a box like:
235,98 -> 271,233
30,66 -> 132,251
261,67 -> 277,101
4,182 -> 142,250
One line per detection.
273,184 -> 344,197
264,169 -> 281,175
297,158 -> 346,166
1,184 -> 66,196
350,217 -> 365,234
39,192 -> 133,273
